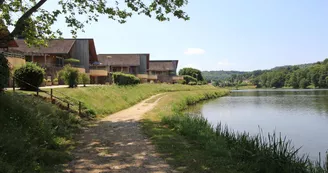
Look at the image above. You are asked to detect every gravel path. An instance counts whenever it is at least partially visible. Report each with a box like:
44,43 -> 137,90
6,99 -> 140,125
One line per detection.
66,94 -> 173,173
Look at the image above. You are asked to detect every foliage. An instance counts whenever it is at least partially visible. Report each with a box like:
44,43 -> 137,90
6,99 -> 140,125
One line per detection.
1,0 -> 189,47
188,81 -> 197,85
58,65 -> 79,88
14,62 -> 45,90
179,67 -> 204,81
202,70 -> 247,81
0,53 -> 9,91
79,73 -> 90,87
112,72 -> 140,85
53,78 -> 58,82
176,79 -> 185,84
142,90 -> 328,173
0,93 -> 80,173
182,75 -> 197,84
64,58 -> 80,64
207,58 -> 328,89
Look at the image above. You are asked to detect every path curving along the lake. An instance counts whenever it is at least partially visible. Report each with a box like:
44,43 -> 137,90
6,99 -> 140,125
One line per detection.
66,94 -> 173,173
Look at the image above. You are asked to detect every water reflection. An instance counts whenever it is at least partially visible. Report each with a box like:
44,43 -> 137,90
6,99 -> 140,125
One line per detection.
188,89 -> 328,161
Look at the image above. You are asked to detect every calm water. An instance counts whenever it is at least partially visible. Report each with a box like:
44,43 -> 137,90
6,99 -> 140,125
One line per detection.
191,89 -> 328,160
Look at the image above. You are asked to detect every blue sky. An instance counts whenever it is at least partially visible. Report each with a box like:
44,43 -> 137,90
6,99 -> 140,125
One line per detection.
43,0 -> 328,71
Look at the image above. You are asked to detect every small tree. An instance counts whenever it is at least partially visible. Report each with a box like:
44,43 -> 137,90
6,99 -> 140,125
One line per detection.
14,62 -> 45,90
79,73 -> 90,87
0,53 -> 9,91
58,65 -> 79,88
179,67 -> 204,81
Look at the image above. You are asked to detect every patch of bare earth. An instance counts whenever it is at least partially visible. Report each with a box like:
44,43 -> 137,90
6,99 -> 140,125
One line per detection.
65,94 -> 173,173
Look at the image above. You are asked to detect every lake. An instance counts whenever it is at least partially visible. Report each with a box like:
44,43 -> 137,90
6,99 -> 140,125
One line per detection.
188,89 -> 328,160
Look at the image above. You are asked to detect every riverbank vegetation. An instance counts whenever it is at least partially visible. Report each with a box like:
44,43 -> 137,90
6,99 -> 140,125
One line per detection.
0,93 -> 81,173
142,90 -> 328,173
204,58 -> 328,89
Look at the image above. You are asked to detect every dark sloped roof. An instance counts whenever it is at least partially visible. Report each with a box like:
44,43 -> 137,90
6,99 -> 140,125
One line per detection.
11,39 -> 75,54
97,54 -> 141,66
149,60 -> 179,71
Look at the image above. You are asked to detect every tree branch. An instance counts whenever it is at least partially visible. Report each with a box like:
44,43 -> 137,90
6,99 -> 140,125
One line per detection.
10,0 -> 48,37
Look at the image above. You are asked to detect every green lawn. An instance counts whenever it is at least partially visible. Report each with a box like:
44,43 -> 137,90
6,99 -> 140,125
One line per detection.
46,84 -> 218,116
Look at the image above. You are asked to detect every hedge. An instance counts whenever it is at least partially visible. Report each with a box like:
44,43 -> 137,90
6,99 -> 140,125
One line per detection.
112,72 -> 140,85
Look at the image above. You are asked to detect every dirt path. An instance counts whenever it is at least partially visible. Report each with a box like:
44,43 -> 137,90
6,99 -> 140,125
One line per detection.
66,94 -> 173,173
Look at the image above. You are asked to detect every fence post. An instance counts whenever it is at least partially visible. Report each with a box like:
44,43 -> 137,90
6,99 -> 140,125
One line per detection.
37,88 -> 39,96
79,101 -> 82,115
67,102 -> 70,110
50,89 -> 53,101
12,77 -> 15,92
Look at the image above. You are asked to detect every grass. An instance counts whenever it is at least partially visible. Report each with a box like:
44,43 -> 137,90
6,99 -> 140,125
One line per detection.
142,89 -> 328,173
42,84 -> 218,117
0,92 -> 81,173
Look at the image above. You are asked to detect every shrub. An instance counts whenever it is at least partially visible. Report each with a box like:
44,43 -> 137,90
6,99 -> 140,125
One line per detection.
0,53 -> 9,91
53,78 -> 58,82
176,79 -> 186,84
179,67 -> 204,81
188,81 -> 197,85
58,65 -> 80,88
183,75 -> 197,84
14,62 -> 45,90
79,73 -> 90,87
112,72 -> 140,85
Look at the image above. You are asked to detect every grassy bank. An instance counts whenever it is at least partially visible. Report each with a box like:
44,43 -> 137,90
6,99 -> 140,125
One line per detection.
0,93 -> 81,173
49,84 -> 217,116
142,90 -> 328,173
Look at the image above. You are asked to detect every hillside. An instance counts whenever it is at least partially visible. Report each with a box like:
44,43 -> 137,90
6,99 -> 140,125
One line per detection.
202,70 -> 246,81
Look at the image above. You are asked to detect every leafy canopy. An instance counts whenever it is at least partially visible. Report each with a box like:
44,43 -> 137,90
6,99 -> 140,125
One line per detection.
1,0 -> 189,46
179,67 -> 204,81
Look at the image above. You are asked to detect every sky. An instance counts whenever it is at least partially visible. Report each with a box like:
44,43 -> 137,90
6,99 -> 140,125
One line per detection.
41,0 -> 328,71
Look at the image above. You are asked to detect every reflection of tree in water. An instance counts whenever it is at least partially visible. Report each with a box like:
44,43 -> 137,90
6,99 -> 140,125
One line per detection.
231,90 -> 328,118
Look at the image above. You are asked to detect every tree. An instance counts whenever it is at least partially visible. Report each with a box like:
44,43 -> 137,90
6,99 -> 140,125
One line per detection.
58,65 -> 79,88
0,53 -> 9,91
179,68 -> 204,81
1,0 -> 189,46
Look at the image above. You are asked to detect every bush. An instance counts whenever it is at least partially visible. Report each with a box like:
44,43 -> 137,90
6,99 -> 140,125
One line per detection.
79,73 -> 90,87
112,72 -> 140,85
53,78 -> 58,82
183,75 -> 197,84
58,65 -> 80,88
179,67 -> 204,81
14,62 -> 45,90
176,79 -> 186,84
188,81 -> 197,85
0,53 -> 9,91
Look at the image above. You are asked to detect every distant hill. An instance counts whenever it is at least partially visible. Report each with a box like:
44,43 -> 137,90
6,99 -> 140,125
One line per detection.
202,70 -> 246,81
270,62 -> 316,71
202,62 -> 319,81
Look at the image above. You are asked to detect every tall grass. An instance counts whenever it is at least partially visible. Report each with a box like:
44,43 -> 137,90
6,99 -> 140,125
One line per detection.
0,93 -> 81,173
142,90 -> 328,173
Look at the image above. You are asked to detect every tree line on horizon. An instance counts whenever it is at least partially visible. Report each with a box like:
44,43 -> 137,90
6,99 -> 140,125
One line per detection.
203,58 -> 328,89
